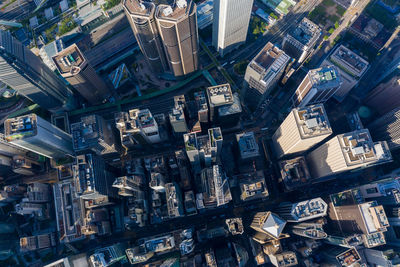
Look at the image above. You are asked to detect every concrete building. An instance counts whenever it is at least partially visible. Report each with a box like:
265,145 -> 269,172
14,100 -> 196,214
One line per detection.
123,0 -> 168,73
169,95 -> 188,135
212,0 -> 253,57
279,156 -> 311,191
198,165 -> 232,208
244,42 -> 290,108
20,233 -> 56,252
268,251 -> 298,267
73,153 -> 116,200
364,248 -> 400,267
364,75 -> 400,116
112,175 -> 145,198
4,114 -> 73,159
165,182 -> 184,218
306,129 -> 392,179
236,132 -> 260,160
26,183 -> 50,203
321,45 -> 369,102
277,197 -> 328,222
291,65 -> 342,107
0,133 -> 28,158
235,171 -> 269,201
218,92 -> 242,127
197,0 -> 213,29
156,0 -> 199,77
53,44 -> 111,105
194,91 -> 209,123
115,108 -> 161,149
53,179 -> 85,243
282,18 -> 321,64
206,83 -> 234,121
290,222 -> 327,239
71,114 -> 120,155
89,243 -> 127,267
250,211 -> 289,244
329,190 -> 390,248
0,30 -> 73,111
272,104 -> 332,159
369,107 -> 400,151
12,155 -> 43,176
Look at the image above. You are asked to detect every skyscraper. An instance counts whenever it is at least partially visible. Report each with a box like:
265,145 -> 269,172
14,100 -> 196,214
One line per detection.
250,211 -> 289,244
0,30 -> 73,111
4,114 -> 73,159
52,44 -> 111,105
156,0 -> 199,77
244,42 -> 290,108
291,65 -> 342,107
369,107 -> 400,151
272,104 -> 332,159
169,95 -> 189,135
276,197 -> 328,222
307,129 -> 392,180
123,0 -> 168,73
212,0 -> 253,57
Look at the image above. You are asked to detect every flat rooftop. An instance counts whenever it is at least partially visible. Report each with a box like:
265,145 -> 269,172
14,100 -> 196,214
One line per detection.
290,18 -> 321,46
157,0 -> 191,20
236,132 -> 260,158
5,114 -> 37,141
206,84 -> 233,107
135,109 -> 156,128
308,65 -> 341,90
336,248 -> 361,267
359,201 -> 389,234
71,115 -> 101,150
208,127 -> 222,147
53,44 -> 85,75
279,156 -> 311,190
124,0 -> 153,16
287,197 -> 328,222
338,129 -> 392,166
237,171 -> 269,201
330,45 -> 369,77
250,42 -> 289,74
294,104 -> 332,139
184,132 -> 197,151
218,93 -> 242,116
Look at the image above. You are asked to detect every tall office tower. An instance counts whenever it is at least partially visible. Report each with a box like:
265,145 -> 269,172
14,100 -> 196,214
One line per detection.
194,91 -> 209,123
321,247 -> 362,267
236,132 -> 260,160
276,197 -> 327,222
364,248 -> 400,267
291,65 -> 342,107
169,95 -> 189,135
4,114 -> 74,159
20,233 -> 56,252
89,243 -> 127,267
0,30 -> 73,111
12,155 -> 43,176
358,178 -> 400,206
123,0 -> 168,73
268,252 -> 298,267
112,176 -> 145,198
321,45 -> 369,102
52,44 -> 111,105
279,156 -> 311,191
0,133 -> 28,157
156,0 -> 199,77
306,129 -> 392,180
364,75 -> 400,115
329,190 -> 389,248
165,182 -> 184,218
206,83 -> 241,123
53,180 -> 85,243
26,183 -> 50,203
250,211 -> 289,244
244,42 -> 290,108
290,222 -> 327,239
369,107 -> 400,151
115,108 -> 161,149
71,114 -> 120,155
282,18 -> 321,64
183,132 -> 199,167
272,104 -> 332,159
73,153 -> 116,200
212,0 -> 253,57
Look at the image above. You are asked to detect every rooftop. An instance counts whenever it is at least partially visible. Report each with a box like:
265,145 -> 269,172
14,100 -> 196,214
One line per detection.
308,65 -> 342,90
124,0 -> 154,16
285,197 -> 328,222
336,248 -> 361,267
279,156 -> 311,191
156,0 -> 191,20
250,42 -> 290,77
206,84 -> 233,107
208,127 -> 222,148
165,183 -> 183,218
73,154 -> 97,195
71,115 -> 101,151
135,109 -> 156,128
236,132 -> 260,159
289,18 -> 321,46
5,114 -> 37,141
183,132 -> 197,151
53,44 -> 86,75
337,129 -> 392,166
270,251 -> 298,267
294,104 -> 332,139
359,201 -> 389,234
330,45 -> 369,78
144,234 -> 175,253
218,93 -> 242,116
237,171 -> 269,201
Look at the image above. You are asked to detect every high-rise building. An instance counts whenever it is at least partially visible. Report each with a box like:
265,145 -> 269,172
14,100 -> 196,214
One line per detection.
73,153 -> 116,199
165,182 -> 184,218
236,132 -> 260,160
52,44 -> 111,105
235,171 -> 269,201
364,248 -> 400,267
0,133 -> 29,157
0,30 -> 73,111
279,156 -> 311,191
291,65 -> 342,107
212,0 -> 253,57
321,45 -> 369,102
276,197 -> 328,222
112,175 -> 145,198
290,222 -> 327,239
206,83 -> 234,121
194,91 -> 209,123
268,251 -> 298,267
20,233 -> 56,252
123,0 -> 168,73
369,107 -> 400,151
250,211 -> 288,244
115,108 -> 161,149
89,243 -> 127,267
307,129 -> 392,179
282,18 -> 321,64
272,104 -> 332,159
4,114 -> 74,159
169,95 -> 188,135
156,0 -> 199,77
244,42 -> 290,108
71,114 -> 120,155
364,75 -> 400,115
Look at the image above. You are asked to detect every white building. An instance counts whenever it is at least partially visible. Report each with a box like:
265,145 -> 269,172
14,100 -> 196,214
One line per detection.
212,0 -> 253,57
